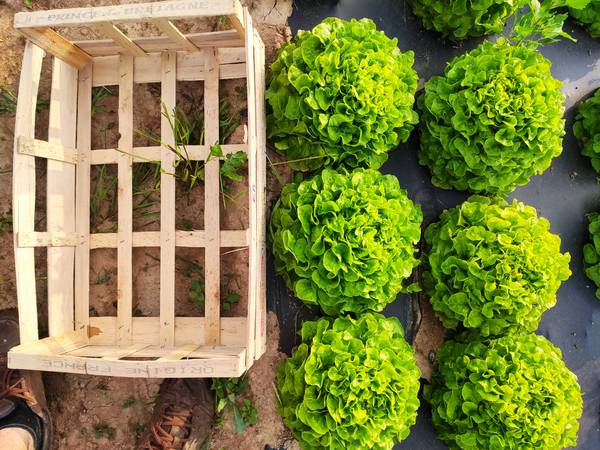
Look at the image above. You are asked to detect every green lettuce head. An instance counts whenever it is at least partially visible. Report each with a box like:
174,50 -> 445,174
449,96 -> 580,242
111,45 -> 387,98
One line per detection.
570,0 -> 600,37
418,38 -> 566,194
583,211 -> 600,299
423,196 -> 571,336
573,88 -> 600,172
425,333 -> 583,450
266,17 -> 419,171
410,0 -> 526,40
270,168 -> 422,316
277,313 -> 421,449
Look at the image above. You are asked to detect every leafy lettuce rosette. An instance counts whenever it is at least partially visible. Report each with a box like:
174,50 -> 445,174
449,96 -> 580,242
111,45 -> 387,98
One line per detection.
425,333 -> 583,450
570,0 -> 600,37
583,212 -> 600,299
573,88 -> 600,172
410,0 -> 526,40
266,17 -> 419,171
423,196 -> 571,336
270,168 -> 422,315
277,313 -> 421,449
418,38 -> 565,194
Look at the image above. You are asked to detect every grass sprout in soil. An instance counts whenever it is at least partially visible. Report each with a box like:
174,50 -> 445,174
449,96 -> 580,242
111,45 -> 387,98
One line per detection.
133,99 -> 248,199
173,253 -> 242,314
1,85 -> 48,115
212,376 -> 258,434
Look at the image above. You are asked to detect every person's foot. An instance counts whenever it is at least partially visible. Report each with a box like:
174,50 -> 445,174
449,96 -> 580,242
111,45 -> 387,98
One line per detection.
0,309 -> 51,450
138,378 -> 214,450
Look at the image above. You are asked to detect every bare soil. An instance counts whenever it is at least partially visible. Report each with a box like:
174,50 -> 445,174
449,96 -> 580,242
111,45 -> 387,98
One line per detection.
412,292 -> 446,382
0,0 -> 293,449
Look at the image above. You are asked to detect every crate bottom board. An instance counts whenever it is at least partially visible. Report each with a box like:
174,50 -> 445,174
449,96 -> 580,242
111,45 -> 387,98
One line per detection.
8,344 -> 247,378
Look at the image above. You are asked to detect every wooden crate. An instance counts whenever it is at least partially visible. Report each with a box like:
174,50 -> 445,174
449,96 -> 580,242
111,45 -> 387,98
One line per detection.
9,0 -> 267,378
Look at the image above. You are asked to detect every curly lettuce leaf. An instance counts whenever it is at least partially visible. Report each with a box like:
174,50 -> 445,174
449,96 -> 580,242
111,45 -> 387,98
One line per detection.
418,39 -> 565,194
424,196 -> 571,335
266,18 -> 419,171
277,313 -> 421,449
270,168 -> 422,315
425,333 -> 583,450
410,0 -> 526,40
573,88 -> 600,172
583,211 -> 600,299
570,0 -> 600,37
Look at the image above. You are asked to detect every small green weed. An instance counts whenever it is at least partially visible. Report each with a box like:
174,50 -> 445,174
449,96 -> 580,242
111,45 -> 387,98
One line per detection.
189,279 -> 205,307
94,267 -> 117,285
122,395 -> 137,408
211,376 -> 257,434
132,163 -> 161,228
176,255 -> 203,278
93,423 -> 116,440
219,15 -> 232,30
0,86 -> 48,115
0,87 -> 17,114
0,213 -> 12,233
132,422 -> 145,445
179,218 -> 194,231
188,274 -> 241,313
90,165 -> 118,232
91,86 -> 115,116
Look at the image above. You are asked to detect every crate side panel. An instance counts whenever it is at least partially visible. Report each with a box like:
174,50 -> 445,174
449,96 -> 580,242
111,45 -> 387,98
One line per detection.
13,41 -> 45,344
75,64 -> 93,334
203,47 -> 221,345
244,9 -> 258,366
253,31 -> 268,359
116,55 -> 134,344
87,316 -> 247,346
47,58 -> 78,336
159,50 -> 177,347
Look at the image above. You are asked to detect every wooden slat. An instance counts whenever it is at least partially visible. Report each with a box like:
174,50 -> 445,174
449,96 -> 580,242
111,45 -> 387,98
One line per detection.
17,28 -> 92,69
228,2 -> 246,40
102,344 -> 149,361
204,48 -> 221,345
92,51 -> 246,86
8,330 -> 88,356
156,343 -> 198,361
253,31 -> 268,360
160,51 -> 177,347
75,63 -> 93,334
18,136 -> 78,164
15,0 -> 244,28
88,317 -> 247,346
89,230 -> 249,249
67,345 -> 244,358
9,350 -> 245,378
18,231 -> 79,248
90,144 -> 247,164
76,30 -> 243,57
12,41 -> 44,344
96,23 -> 147,58
153,19 -> 199,52
244,9 -> 258,366
8,352 -> 86,375
47,59 -> 77,338
117,55 -> 134,344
